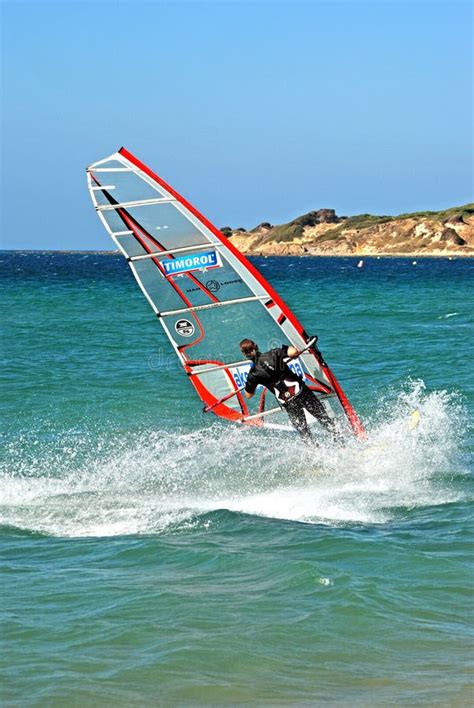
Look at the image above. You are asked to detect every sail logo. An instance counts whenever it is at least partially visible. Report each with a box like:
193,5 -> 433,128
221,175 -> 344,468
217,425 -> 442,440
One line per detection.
230,363 -> 252,388
175,319 -> 195,337
162,251 -> 222,276
230,364 -> 263,392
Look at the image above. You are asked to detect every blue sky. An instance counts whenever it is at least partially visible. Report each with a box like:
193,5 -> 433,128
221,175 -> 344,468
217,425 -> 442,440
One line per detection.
1,0 -> 472,249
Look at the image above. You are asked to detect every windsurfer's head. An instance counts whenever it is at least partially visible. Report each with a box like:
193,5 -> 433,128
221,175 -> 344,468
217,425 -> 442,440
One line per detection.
240,338 -> 259,360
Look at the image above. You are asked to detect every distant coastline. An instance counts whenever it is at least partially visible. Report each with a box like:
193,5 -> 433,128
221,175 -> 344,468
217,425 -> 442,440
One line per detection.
4,250 -> 473,258
225,203 -> 474,257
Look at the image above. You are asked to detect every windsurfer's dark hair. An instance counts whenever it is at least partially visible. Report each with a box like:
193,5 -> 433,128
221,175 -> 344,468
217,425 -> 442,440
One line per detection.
240,339 -> 258,357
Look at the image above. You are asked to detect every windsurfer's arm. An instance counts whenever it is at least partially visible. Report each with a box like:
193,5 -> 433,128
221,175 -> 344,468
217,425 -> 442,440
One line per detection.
245,372 -> 257,399
287,345 -> 298,359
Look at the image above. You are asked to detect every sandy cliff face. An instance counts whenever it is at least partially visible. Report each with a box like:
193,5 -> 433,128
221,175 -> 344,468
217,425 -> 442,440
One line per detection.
227,205 -> 474,256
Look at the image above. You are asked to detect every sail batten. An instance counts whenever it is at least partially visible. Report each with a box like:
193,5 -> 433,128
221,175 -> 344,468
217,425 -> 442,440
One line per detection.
160,295 -> 267,317
96,197 -> 177,211
86,148 -> 366,437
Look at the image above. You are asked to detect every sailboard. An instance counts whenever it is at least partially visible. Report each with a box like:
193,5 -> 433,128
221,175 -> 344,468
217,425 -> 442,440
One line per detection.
86,148 -> 366,438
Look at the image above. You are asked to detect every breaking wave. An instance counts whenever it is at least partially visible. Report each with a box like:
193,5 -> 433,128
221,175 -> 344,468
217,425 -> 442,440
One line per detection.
0,381 -> 470,537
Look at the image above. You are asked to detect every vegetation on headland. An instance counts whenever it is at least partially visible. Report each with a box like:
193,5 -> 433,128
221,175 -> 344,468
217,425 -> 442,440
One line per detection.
396,204 -> 474,222
223,204 -> 474,256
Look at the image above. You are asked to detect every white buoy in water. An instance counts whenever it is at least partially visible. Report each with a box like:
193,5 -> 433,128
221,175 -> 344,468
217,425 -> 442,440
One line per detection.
412,260 -> 417,265
357,260 -> 364,268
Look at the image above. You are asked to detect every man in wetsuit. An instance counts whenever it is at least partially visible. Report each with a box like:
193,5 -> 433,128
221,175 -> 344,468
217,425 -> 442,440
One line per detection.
239,338 -> 337,442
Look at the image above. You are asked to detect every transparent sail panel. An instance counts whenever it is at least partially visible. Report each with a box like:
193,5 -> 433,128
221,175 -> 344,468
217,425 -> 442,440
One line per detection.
91,169 -> 168,203
162,299 -> 292,363
191,366 -> 290,426
92,188 -> 116,208
194,369 -> 243,412
90,159 -> 129,170
125,203 -> 208,249
133,258 -> 186,312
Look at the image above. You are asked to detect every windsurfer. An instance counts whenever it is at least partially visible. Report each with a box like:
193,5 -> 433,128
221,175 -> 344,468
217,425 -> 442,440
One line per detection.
239,339 -> 338,442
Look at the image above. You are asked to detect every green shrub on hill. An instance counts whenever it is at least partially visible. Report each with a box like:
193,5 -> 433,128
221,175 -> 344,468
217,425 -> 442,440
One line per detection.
264,222 -> 304,243
397,204 -> 474,222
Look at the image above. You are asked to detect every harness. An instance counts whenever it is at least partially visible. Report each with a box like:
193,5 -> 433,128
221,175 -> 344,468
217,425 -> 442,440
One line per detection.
273,377 -> 303,405
251,350 -> 304,406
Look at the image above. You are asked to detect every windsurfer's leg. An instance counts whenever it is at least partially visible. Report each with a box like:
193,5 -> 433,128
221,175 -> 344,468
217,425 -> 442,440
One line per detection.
286,401 -> 312,442
302,390 -> 339,438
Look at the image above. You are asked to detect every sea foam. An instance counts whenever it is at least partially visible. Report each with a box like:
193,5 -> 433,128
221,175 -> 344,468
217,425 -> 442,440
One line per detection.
0,381 -> 469,537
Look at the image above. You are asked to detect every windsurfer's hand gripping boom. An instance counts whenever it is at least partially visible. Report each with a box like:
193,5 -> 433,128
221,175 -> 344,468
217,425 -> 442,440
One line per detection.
282,336 -> 318,363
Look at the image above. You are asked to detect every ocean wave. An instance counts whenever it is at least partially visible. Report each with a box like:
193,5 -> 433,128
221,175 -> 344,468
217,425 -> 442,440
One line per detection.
0,381 -> 469,537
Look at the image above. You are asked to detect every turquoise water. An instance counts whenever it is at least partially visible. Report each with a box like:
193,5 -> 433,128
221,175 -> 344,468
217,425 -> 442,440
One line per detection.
1,253 -> 473,705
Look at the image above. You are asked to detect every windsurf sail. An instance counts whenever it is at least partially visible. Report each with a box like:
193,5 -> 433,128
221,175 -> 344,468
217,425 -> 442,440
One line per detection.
86,148 -> 366,438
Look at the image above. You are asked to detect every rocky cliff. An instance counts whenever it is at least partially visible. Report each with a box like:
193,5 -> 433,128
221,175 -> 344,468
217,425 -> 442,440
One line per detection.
224,204 -> 474,256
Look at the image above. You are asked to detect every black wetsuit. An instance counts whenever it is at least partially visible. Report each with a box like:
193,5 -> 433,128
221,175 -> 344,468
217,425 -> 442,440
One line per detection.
245,346 -> 335,441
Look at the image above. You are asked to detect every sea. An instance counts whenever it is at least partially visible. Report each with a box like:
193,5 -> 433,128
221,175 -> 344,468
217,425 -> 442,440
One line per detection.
1,252 -> 473,706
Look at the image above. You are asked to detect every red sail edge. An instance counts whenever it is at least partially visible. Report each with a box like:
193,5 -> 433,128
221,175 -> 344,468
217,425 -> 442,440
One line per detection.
117,147 -> 367,439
